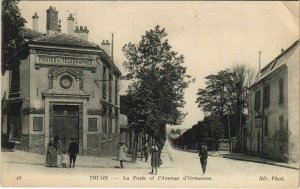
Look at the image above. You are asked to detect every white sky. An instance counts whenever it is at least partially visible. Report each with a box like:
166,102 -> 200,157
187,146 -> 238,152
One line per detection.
19,1 -> 299,129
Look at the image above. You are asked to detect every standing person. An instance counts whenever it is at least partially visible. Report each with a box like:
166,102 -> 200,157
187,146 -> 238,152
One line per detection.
68,138 -> 79,168
150,142 -> 159,175
199,144 -> 208,175
45,135 -> 61,167
118,142 -> 127,168
54,136 -> 62,167
61,149 -> 68,168
45,138 -> 57,167
143,143 -> 150,162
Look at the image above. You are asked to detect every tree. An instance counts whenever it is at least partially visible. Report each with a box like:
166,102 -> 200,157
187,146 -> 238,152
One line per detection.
122,25 -> 192,159
196,69 -> 232,139
196,65 -> 253,144
1,0 -> 26,75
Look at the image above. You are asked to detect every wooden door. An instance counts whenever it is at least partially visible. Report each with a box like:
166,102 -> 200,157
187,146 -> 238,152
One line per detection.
52,105 -> 79,152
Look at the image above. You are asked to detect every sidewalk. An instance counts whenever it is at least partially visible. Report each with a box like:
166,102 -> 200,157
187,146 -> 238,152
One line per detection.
208,151 -> 298,170
1,144 -> 172,169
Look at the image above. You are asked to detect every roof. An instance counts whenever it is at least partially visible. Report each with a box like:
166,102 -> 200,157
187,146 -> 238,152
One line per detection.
22,28 -> 47,38
31,32 -> 99,49
22,27 -> 122,75
250,39 -> 299,87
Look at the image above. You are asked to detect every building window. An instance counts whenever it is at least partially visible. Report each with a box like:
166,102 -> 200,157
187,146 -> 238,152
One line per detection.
108,107 -> 112,139
264,116 -> 268,136
279,115 -> 285,141
254,91 -> 260,111
115,79 -> 118,105
108,73 -> 112,102
88,118 -> 97,131
263,85 -> 270,107
279,115 -> 284,131
102,66 -> 107,99
115,108 -> 119,135
279,79 -> 284,104
33,117 -> 43,131
102,105 -> 108,140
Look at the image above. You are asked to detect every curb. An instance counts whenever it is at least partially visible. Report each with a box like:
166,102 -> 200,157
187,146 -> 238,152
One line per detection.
222,156 -> 299,170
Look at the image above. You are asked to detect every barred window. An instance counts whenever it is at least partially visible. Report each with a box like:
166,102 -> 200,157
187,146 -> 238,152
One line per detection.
88,118 -> 97,131
33,117 -> 43,131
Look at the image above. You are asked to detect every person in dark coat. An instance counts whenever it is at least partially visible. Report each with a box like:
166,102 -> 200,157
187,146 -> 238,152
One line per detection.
199,144 -> 208,175
150,142 -> 159,174
68,138 -> 78,168
143,143 -> 150,162
45,135 -> 61,167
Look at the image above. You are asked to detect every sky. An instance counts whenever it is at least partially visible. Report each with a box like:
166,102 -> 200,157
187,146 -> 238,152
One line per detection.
18,1 -> 299,129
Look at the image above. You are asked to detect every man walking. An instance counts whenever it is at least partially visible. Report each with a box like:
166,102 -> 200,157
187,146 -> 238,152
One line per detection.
199,144 -> 208,175
68,138 -> 78,168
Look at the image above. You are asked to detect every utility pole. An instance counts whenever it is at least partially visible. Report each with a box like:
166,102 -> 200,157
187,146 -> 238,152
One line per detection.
258,51 -> 262,71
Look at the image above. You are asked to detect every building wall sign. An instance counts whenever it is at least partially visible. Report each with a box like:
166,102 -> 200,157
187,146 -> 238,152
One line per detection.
36,54 -> 95,68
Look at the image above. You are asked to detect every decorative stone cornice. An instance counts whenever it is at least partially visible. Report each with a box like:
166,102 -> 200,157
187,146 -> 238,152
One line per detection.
42,92 -> 90,99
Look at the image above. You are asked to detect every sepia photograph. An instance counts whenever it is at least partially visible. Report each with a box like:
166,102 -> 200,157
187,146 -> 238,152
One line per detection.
1,0 -> 299,188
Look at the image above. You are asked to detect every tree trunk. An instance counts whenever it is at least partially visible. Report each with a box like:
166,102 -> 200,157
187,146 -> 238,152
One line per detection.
131,131 -> 139,162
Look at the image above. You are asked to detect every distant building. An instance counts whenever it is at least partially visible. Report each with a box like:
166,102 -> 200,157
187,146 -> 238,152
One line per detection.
247,40 -> 299,162
1,6 -> 122,156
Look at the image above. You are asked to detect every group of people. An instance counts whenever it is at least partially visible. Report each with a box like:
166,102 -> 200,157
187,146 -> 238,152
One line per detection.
117,141 -> 161,175
45,135 -> 79,168
46,136 -> 208,175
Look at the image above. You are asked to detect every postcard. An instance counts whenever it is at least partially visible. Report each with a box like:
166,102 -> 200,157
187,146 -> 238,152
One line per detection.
1,1 -> 299,188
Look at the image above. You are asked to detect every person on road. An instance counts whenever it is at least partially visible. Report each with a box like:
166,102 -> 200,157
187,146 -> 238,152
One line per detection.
45,135 -> 61,167
118,142 -> 127,168
150,142 -> 159,174
68,138 -> 79,168
143,143 -> 150,162
199,144 -> 208,175
61,149 -> 68,168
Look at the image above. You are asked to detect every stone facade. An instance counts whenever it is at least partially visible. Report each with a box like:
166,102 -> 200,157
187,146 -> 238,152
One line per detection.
247,40 -> 299,163
2,7 -> 122,157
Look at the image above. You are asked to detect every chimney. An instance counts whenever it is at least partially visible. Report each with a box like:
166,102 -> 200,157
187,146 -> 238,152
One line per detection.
67,13 -> 74,36
32,12 -> 39,32
281,49 -> 284,53
74,25 -> 89,41
101,40 -> 111,57
46,6 -> 59,35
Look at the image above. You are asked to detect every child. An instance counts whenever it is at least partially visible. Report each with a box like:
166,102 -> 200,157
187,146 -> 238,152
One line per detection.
68,138 -> 78,168
61,149 -> 68,168
118,142 -> 127,168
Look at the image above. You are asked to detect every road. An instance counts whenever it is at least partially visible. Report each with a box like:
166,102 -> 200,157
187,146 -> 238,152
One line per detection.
1,141 -> 299,188
165,139 -> 297,175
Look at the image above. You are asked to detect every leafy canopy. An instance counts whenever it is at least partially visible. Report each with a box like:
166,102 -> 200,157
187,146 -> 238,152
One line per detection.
122,25 -> 192,139
1,0 -> 26,75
